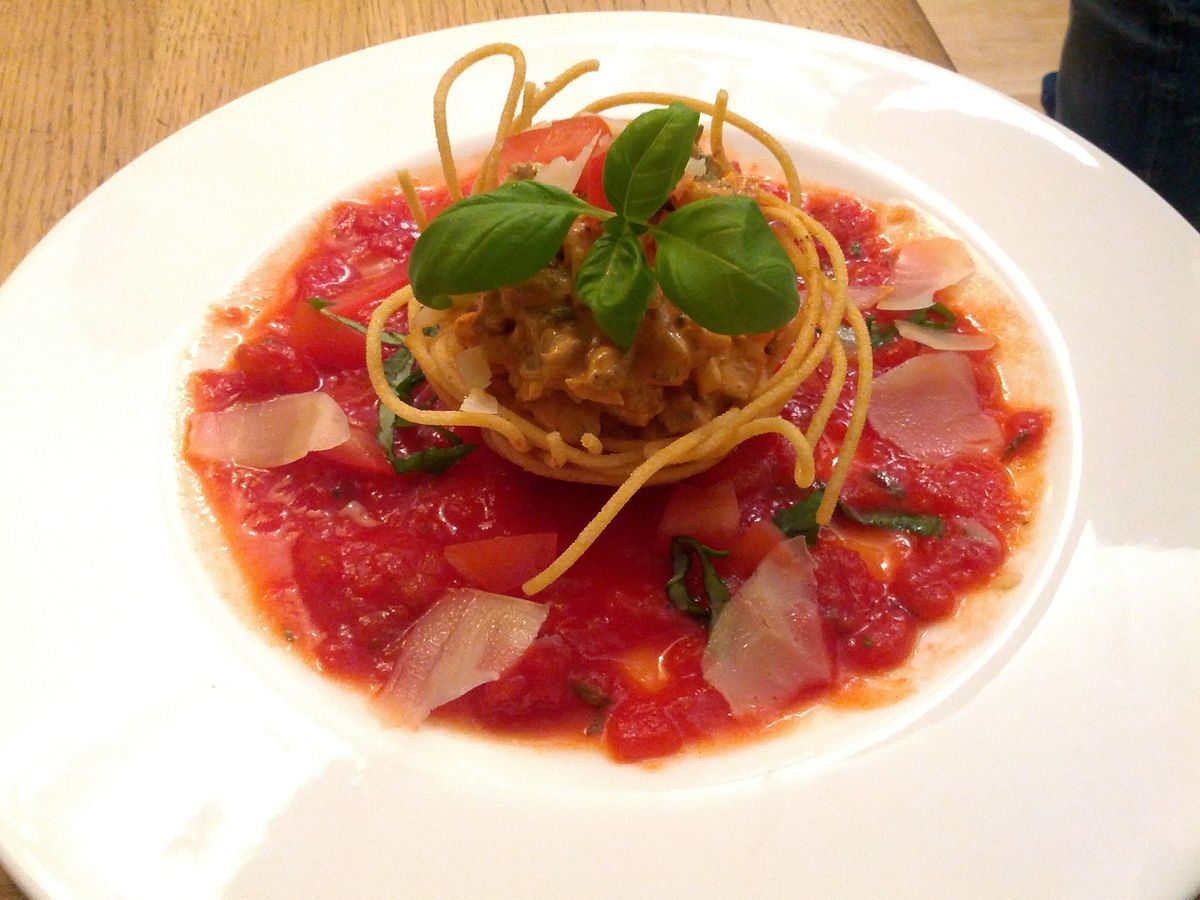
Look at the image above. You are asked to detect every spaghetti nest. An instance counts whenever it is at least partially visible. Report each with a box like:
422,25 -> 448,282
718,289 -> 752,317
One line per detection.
366,43 -> 872,594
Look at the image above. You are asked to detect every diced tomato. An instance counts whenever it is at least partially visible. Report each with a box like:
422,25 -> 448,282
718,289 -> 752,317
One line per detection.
725,518 -> 785,577
314,425 -> 393,475
604,697 -> 684,762
288,260 -> 410,372
577,150 -> 611,210
314,264 -> 410,316
289,298 -> 367,371
234,336 -> 319,396
497,115 -> 612,173
658,481 -> 739,548
443,531 -> 559,593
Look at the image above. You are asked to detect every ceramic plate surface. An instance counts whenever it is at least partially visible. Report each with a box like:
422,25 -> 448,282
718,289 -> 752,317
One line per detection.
1,13 -> 1198,899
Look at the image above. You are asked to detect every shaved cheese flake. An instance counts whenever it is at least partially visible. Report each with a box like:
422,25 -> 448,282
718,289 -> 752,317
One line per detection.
876,291 -> 935,311
890,236 -> 975,301
456,345 -> 492,392
894,320 -> 996,351
683,156 -> 707,179
868,352 -> 1003,461
188,392 -> 350,469
532,134 -> 600,193
379,588 -> 549,728
702,537 -> 831,720
460,388 -> 499,416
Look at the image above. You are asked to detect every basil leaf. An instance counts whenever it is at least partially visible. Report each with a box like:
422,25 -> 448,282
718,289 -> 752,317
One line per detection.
389,441 -> 476,475
408,180 -> 597,308
375,344 -> 476,475
570,681 -> 611,709
653,196 -> 798,334
575,218 -> 656,351
376,344 -> 424,448
864,313 -> 899,348
839,503 -> 944,538
907,301 -> 956,330
665,536 -> 732,626
1002,430 -> 1031,459
773,490 -> 824,545
306,297 -> 405,345
603,102 -> 701,222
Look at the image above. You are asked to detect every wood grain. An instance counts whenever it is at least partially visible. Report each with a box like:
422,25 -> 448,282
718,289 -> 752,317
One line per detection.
0,2 -> 945,897
921,0 -> 1067,108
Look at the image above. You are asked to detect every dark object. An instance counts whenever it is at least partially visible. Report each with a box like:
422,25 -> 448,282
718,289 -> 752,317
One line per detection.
1052,0 -> 1200,230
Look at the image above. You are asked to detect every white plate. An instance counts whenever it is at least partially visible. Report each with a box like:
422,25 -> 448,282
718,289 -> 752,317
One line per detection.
1,13 -> 1198,899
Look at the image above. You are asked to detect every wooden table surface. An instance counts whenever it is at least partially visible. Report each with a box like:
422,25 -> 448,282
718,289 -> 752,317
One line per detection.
0,1 -> 947,896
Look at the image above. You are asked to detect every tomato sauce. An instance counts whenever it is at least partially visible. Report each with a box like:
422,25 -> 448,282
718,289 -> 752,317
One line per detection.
186,180 -> 1048,763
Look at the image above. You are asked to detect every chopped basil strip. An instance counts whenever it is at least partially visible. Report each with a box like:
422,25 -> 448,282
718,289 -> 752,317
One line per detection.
306,297 -> 405,345
665,536 -> 732,626
839,503 -> 944,538
773,489 -> 825,545
776,488 -> 943,539
1002,430 -> 1031,459
376,345 -> 477,475
906,301 -> 956,330
570,681 -> 612,736
864,313 -> 899,348
570,681 -> 611,709
388,441 -> 476,475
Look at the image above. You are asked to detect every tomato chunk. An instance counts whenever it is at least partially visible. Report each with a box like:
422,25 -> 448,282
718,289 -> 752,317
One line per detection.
314,425 -> 393,475
497,115 -> 611,172
725,518 -> 785,577
443,532 -> 559,592
658,481 -> 739,547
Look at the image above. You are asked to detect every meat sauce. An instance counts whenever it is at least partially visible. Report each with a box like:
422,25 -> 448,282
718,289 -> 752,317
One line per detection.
186,179 -> 1048,763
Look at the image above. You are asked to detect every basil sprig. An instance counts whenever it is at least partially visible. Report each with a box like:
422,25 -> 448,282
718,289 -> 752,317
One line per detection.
665,536 -> 732,626
408,103 -> 798,350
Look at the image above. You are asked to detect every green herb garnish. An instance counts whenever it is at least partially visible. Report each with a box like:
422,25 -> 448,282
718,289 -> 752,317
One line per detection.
375,342 -> 476,475
864,314 -> 899,348
665,536 -> 732,626
775,488 -> 944,539
408,103 -> 798,350
906,301 -> 956,330
312,306 -> 476,475
773,489 -> 825,544
839,503 -> 944,538
1002,430 -> 1031,459
848,240 -> 863,258
571,681 -> 613,736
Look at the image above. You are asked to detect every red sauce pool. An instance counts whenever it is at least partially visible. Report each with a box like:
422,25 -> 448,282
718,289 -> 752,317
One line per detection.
186,180 -> 1049,763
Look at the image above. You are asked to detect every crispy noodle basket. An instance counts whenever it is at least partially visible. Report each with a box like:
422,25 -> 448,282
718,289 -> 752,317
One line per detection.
365,44 -> 872,593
